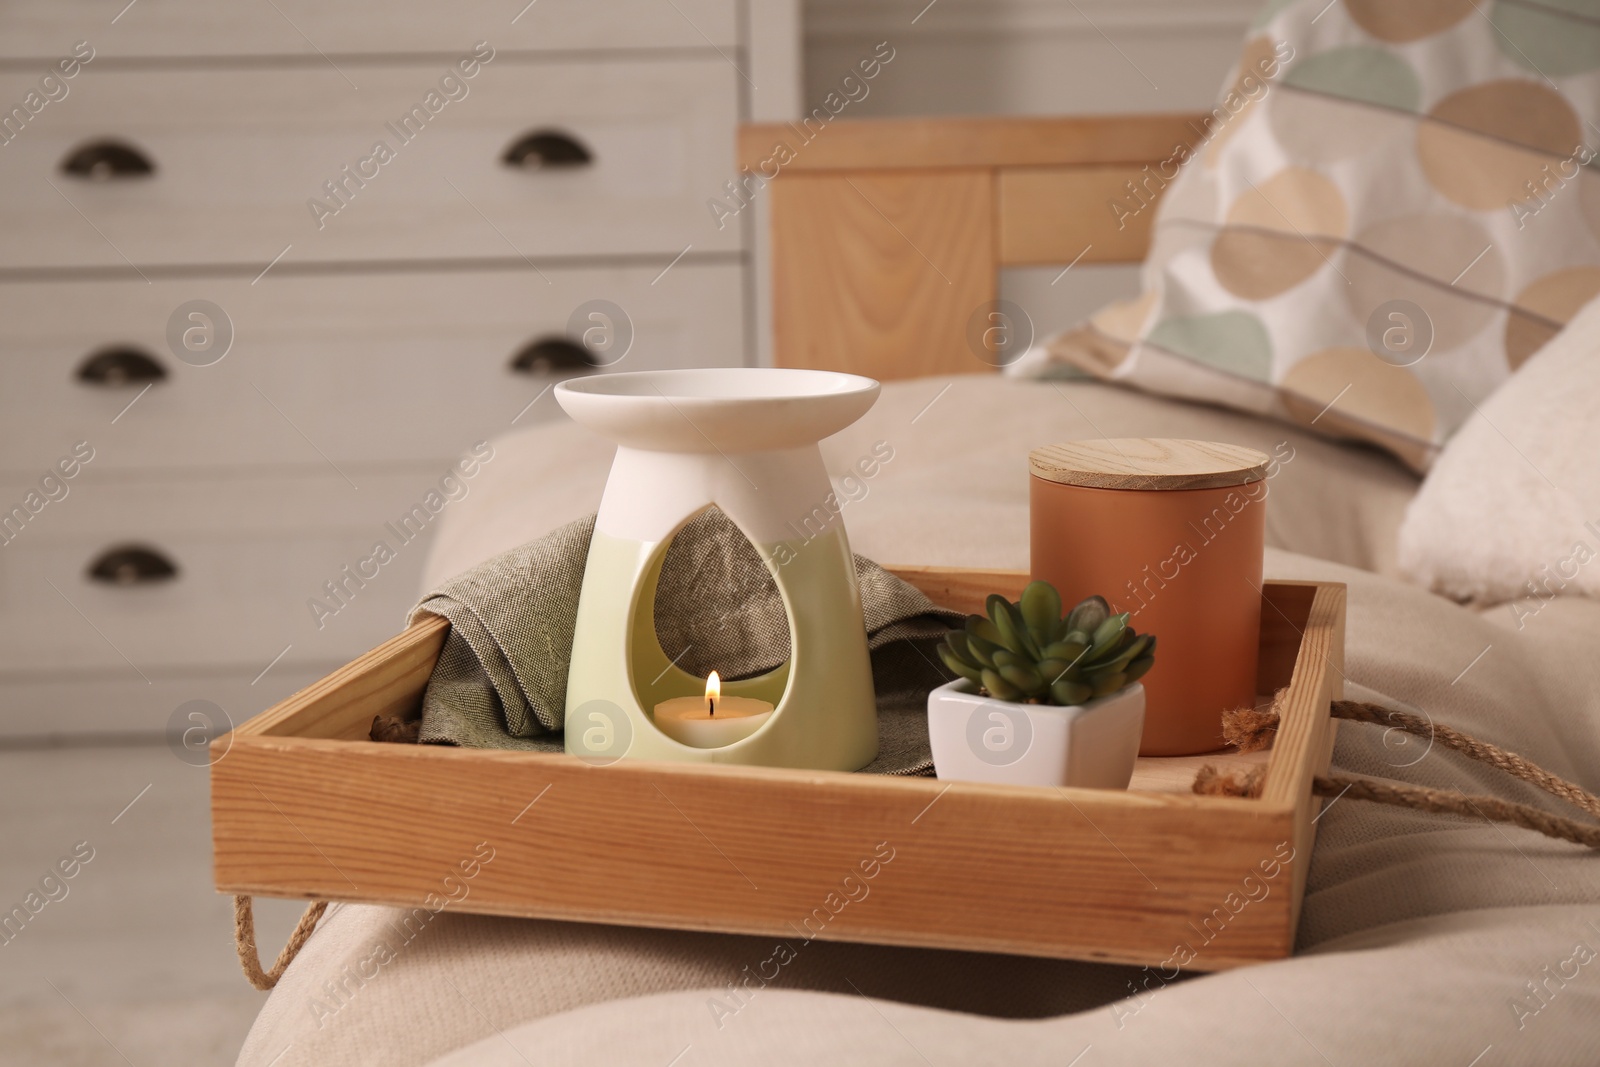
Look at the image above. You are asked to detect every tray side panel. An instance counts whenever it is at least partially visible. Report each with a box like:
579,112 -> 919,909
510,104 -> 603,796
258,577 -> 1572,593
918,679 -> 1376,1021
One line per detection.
232,615 -> 448,741
1257,582 -> 1314,691
886,565 -> 1028,616
1260,581 -> 1346,945
1260,582 -> 1345,810
214,738 -> 1301,970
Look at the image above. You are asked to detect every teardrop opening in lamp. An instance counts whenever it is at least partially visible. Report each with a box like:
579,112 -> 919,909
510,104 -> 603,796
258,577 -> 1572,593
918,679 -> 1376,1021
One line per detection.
633,505 -> 792,748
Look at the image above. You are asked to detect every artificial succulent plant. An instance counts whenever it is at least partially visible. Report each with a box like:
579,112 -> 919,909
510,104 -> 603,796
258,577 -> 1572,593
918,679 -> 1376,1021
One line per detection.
937,581 -> 1156,705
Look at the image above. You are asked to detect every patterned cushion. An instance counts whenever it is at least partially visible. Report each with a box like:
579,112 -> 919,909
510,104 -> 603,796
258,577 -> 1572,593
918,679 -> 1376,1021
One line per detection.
1014,0 -> 1600,471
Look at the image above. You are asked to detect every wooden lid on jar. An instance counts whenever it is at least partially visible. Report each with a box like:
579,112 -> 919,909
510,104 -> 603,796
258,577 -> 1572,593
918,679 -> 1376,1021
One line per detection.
1029,438 -> 1270,491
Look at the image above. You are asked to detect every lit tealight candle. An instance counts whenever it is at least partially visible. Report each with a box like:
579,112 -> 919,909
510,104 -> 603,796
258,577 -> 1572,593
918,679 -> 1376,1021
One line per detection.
652,671 -> 774,749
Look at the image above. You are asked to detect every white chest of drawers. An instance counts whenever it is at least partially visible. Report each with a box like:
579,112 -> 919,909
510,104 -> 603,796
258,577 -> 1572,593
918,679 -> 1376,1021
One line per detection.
0,1 -> 798,738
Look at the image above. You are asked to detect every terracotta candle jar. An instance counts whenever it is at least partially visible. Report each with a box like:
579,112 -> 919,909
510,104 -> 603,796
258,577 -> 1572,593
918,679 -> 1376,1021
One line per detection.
1029,439 -> 1269,756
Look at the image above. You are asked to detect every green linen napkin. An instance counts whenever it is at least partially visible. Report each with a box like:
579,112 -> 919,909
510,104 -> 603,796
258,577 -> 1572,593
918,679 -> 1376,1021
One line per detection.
407,508 -> 960,775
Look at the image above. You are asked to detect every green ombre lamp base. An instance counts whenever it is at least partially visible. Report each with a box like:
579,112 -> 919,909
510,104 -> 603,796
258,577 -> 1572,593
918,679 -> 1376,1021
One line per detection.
556,369 -> 882,771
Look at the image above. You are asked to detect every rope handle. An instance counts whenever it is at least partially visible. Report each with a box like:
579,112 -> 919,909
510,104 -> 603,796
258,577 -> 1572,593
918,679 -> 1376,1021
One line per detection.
1311,774 -> 1600,849
234,895 -> 327,991
1199,697 -> 1600,849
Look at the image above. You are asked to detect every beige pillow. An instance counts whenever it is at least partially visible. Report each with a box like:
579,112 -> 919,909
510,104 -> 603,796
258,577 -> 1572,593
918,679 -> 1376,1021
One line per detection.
1012,0 -> 1600,472
1398,295 -> 1600,609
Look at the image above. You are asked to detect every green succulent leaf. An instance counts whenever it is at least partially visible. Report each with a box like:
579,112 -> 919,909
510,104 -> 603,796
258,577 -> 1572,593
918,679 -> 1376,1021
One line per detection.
1036,658 -> 1076,686
964,628 -> 1002,669
1091,671 -> 1128,697
1066,595 -> 1110,636
966,614 -> 1003,647
1050,679 -> 1094,706
938,641 -> 984,684
1019,580 -> 1062,646
1089,612 -> 1130,657
1042,639 -> 1090,669
998,663 -> 1045,696
991,648 -> 1021,670
991,597 -> 1042,659
1096,633 -> 1151,674
984,595 -> 1011,625
1124,655 -> 1156,683
981,667 -> 1021,702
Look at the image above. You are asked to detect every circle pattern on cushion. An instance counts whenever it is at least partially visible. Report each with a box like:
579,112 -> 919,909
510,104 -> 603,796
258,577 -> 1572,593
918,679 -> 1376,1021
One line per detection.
1211,229 -> 1341,300
1091,291 -> 1160,345
1212,167 -> 1347,298
1488,0 -> 1600,77
1282,45 -> 1423,111
1281,346 -> 1438,446
1146,310 -> 1273,382
1344,0 -> 1475,42
1505,266 -> 1600,368
1225,167 -> 1349,234
1417,80 -> 1583,209
1345,214 -> 1503,352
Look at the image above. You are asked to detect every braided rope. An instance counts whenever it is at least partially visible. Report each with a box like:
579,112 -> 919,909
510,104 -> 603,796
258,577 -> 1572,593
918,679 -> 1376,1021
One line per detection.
233,895 -> 328,991
1204,696 -> 1600,849
1329,700 -> 1600,820
1313,775 -> 1600,849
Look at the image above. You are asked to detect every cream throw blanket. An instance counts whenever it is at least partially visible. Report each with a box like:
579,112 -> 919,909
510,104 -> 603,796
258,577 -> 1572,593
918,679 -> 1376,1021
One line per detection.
237,379 -> 1600,1066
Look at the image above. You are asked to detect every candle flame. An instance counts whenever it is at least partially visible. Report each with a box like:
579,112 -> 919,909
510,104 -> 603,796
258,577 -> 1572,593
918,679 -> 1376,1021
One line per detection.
705,671 -> 720,716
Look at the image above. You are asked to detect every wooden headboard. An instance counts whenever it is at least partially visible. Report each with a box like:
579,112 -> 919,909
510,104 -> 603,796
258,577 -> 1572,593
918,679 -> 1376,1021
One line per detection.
738,114 -> 1210,381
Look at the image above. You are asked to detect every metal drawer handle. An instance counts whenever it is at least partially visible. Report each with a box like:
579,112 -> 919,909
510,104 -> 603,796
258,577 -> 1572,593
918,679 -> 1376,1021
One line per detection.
60,139 -> 156,180
75,346 -> 168,387
87,544 -> 179,585
509,336 -> 598,375
501,129 -> 591,170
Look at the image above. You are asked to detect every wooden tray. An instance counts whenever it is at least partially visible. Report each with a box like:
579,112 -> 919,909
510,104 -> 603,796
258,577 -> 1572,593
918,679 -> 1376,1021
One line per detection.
212,568 -> 1344,971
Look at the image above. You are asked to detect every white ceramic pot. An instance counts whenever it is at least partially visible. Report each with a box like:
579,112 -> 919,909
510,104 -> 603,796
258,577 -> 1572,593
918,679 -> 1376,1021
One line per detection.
927,679 -> 1145,788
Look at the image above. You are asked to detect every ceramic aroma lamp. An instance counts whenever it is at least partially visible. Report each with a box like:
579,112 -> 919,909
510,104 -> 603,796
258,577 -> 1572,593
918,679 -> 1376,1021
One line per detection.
555,368 -> 881,770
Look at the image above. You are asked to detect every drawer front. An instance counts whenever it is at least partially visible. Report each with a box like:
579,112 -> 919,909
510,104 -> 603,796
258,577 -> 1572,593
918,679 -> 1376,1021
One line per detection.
0,664 -> 336,739
0,261 -> 745,475
0,471 -> 461,675
0,0 -> 737,59
0,58 -> 739,268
